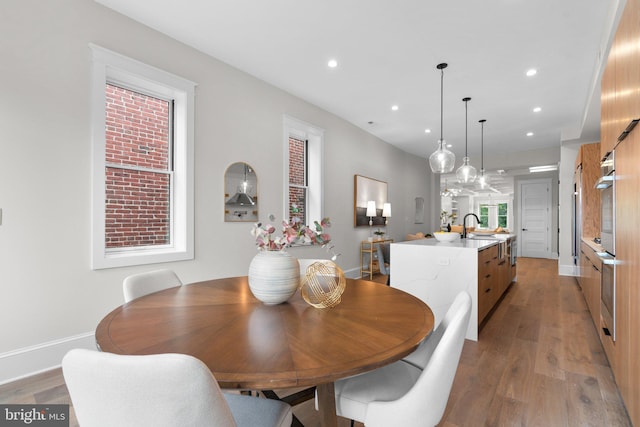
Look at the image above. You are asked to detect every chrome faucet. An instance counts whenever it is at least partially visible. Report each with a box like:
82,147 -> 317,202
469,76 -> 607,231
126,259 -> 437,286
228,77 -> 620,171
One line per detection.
462,213 -> 480,239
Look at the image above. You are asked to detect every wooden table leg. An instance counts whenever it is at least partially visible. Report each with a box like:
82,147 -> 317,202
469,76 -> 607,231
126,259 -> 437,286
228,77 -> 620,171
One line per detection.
316,382 -> 338,427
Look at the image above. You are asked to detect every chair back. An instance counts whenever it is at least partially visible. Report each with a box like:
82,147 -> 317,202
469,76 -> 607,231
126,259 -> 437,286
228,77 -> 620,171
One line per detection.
376,243 -> 391,276
123,269 -> 182,302
366,291 -> 472,426
62,349 -> 237,427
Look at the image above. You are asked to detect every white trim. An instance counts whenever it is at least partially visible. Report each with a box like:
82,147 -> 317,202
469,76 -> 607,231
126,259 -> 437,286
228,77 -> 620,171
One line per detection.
0,332 -> 95,385
558,263 -> 578,277
517,177 -> 553,258
282,115 -> 325,222
89,44 -> 195,269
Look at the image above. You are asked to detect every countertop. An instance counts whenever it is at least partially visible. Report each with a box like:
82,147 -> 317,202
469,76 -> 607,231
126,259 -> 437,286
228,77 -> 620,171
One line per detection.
395,236 -> 499,250
581,236 -> 604,253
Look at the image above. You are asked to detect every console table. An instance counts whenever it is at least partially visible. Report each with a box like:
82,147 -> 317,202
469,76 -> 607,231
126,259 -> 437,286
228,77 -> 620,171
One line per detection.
360,238 -> 393,280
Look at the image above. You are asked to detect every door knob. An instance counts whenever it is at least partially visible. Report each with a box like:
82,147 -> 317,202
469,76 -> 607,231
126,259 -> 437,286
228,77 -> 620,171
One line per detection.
522,228 -> 527,231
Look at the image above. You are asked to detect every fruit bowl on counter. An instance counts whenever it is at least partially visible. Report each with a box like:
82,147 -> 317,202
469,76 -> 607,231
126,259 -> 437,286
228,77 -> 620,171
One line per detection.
433,232 -> 461,242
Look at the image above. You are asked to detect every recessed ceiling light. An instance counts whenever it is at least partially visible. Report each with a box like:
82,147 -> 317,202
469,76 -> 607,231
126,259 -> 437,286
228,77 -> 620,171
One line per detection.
526,68 -> 537,77
391,105 -> 399,111
327,59 -> 338,68
526,132 -> 534,136
533,107 -> 542,113
425,129 -> 431,133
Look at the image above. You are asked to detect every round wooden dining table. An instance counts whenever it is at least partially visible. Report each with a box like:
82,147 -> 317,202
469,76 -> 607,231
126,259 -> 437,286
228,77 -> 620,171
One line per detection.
96,276 -> 434,427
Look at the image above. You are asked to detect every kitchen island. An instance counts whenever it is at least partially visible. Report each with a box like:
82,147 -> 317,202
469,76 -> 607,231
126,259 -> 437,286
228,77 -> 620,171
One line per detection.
391,235 -> 516,341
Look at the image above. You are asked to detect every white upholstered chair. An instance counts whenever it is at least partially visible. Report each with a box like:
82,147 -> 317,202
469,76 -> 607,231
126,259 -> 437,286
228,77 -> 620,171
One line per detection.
329,291 -> 472,427
62,349 -> 292,427
122,269 -> 182,303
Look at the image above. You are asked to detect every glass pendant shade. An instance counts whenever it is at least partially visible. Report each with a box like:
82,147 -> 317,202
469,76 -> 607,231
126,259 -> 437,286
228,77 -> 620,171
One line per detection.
429,140 -> 456,173
456,157 -> 477,183
429,63 -> 455,173
456,97 -> 476,183
478,169 -> 490,189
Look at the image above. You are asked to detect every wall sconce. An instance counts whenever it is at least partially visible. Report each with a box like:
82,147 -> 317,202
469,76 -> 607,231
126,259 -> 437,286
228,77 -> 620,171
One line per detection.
382,203 -> 392,225
366,200 -> 376,239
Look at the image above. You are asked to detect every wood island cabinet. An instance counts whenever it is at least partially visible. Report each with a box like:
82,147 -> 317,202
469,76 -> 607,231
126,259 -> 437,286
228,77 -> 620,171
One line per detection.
478,244 -> 499,323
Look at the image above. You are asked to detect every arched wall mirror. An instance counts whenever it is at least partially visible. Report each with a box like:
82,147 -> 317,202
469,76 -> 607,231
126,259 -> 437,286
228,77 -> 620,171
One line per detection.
224,162 -> 258,222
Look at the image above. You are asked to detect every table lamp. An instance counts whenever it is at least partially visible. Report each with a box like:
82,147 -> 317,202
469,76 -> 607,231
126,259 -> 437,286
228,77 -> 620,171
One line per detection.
382,203 -> 392,225
366,200 -> 376,240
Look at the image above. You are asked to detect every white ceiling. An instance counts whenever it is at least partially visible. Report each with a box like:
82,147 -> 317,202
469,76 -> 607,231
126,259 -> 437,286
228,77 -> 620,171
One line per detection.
95,0 -> 617,168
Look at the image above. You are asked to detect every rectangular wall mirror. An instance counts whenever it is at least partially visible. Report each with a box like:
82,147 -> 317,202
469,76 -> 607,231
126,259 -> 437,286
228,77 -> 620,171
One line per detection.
354,174 -> 388,227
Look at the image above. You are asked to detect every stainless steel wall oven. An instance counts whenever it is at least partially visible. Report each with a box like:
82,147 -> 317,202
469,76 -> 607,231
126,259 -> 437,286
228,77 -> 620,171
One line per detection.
596,151 -> 616,340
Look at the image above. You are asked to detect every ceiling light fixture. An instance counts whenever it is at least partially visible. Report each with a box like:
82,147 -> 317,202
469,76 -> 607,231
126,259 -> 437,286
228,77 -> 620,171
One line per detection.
529,164 -> 558,173
425,129 -> 431,133
526,132 -> 534,136
328,59 -> 338,68
526,68 -> 537,77
428,63 -> 455,173
533,107 -> 542,113
456,97 -> 477,183
477,119 -> 490,189
391,105 -> 399,111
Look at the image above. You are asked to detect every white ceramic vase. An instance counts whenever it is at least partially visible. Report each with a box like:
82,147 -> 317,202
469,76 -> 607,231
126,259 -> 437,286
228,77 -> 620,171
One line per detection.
248,251 -> 300,304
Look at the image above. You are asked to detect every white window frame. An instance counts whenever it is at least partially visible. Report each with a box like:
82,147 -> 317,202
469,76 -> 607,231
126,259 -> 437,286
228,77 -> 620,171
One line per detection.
90,45 -> 195,269
474,197 -> 512,230
283,115 -> 324,225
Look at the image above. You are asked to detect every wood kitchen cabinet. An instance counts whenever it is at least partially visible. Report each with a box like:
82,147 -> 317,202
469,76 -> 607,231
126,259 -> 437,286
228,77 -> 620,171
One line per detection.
575,143 -> 601,239
601,0 -> 640,160
478,244 -> 499,323
579,241 -> 601,329
601,37 -> 617,158
613,129 -> 640,425
599,1 -> 640,423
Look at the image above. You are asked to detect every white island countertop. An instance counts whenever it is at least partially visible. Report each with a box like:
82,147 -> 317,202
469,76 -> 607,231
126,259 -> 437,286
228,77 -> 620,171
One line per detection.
396,233 -> 516,249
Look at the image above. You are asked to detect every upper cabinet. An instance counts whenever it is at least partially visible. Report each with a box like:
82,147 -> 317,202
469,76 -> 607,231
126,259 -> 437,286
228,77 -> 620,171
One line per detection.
602,0 -> 640,159
576,142 -> 601,239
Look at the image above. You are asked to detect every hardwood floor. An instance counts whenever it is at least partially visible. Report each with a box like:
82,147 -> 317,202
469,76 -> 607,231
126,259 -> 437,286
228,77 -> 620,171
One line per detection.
0,258 -> 631,426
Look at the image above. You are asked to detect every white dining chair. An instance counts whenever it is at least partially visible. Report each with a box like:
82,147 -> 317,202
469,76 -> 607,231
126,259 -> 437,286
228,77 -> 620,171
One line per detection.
122,269 -> 182,302
328,291 -> 472,427
62,349 -> 292,427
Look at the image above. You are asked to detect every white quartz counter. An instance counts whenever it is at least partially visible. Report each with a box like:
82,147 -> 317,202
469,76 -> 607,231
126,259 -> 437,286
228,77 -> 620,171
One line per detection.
397,237 -> 498,250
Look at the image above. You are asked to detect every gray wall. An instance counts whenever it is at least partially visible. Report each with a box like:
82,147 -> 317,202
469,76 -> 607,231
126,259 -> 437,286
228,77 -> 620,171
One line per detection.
0,0 -> 435,373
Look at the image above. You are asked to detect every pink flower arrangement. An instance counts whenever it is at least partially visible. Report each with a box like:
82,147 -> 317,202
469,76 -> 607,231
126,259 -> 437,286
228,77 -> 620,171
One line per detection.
251,215 -> 332,252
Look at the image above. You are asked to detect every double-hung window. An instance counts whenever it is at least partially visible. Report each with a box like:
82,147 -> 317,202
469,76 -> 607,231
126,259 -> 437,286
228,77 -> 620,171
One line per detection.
90,45 -> 195,269
283,115 -> 324,225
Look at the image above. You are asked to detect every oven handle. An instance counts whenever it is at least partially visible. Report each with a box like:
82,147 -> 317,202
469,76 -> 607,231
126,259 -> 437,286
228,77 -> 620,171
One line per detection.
595,175 -> 613,189
596,252 -> 620,265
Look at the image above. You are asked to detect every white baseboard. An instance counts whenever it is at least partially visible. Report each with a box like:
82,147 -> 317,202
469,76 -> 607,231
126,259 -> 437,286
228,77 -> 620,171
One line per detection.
558,263 -> 578,277
344,267 -> 361,279
0,332 -> 96,385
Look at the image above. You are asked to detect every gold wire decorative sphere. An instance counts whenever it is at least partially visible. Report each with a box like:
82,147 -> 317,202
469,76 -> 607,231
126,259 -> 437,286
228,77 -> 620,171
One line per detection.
300,261 -> 346,308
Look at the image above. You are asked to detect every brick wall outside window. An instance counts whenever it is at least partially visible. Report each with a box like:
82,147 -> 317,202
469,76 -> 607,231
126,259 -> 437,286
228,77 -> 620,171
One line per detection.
288,137 -> 306,222
104,84 -> 171,248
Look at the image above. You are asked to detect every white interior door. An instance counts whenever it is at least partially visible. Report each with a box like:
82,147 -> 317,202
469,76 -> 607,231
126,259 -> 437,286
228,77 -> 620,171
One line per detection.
519,179 -> 552,258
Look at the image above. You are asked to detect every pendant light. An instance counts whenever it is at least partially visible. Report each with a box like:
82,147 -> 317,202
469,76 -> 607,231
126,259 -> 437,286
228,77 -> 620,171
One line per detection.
477,119 -> 490,189
428,63 -> 456,173
456,97 -> 477,183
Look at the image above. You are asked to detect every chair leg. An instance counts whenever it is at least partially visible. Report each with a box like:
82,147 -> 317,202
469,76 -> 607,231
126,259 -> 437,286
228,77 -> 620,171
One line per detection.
350,420 -> 355,427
